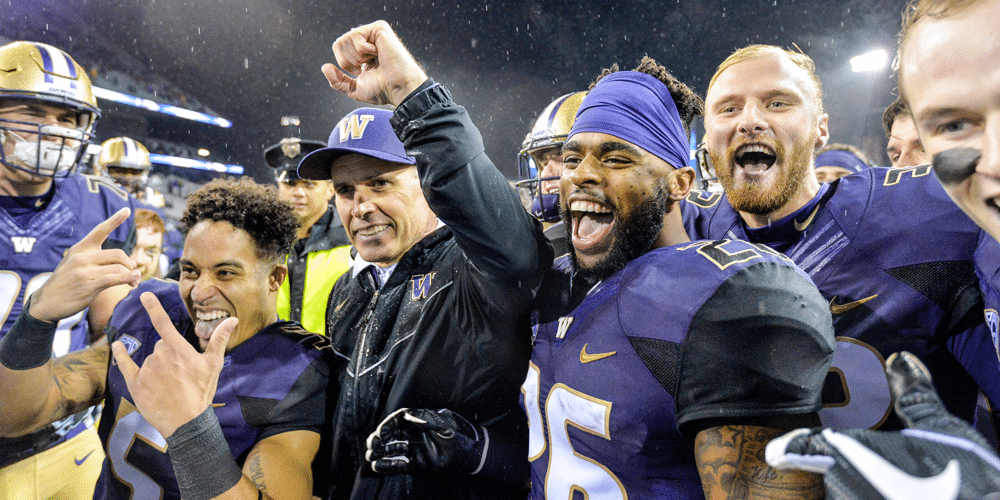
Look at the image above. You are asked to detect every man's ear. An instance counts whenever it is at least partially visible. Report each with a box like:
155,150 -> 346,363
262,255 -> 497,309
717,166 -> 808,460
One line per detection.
269,264 -> 288,291
815,113 -> 830,149
669,167 -> 696,201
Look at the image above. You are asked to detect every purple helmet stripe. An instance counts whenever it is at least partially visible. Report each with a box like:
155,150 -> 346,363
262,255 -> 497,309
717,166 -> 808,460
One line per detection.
544,94 -> 570,131
32,43 -> 55,84
61,51 -> 78,90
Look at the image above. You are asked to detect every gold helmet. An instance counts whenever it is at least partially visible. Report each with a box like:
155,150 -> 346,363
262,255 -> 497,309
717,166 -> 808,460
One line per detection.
516,92 -> 586,221
97,137 -> 151,195
0,41 -> 101,176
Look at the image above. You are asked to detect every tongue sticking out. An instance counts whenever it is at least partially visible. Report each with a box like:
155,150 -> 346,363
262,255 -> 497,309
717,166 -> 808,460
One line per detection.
576,212 -> 613,239
195,317 -> 228,341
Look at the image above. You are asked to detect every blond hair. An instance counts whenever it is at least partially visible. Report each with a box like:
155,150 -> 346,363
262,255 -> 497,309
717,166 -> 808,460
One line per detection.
707,45 -> 825,113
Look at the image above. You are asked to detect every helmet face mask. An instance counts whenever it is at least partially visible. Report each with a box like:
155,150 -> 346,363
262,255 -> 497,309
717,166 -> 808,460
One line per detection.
0,116 -> 87,177
517,92 -> 585,222
0,42 -> 101,179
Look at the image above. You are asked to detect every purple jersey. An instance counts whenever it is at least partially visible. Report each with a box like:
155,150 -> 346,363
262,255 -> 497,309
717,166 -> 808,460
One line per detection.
682,165 -> 1000,431
94,279 -> 330,500
976,231 -> 1000,370
523,240 -> 834,499
0,174 -> 135,466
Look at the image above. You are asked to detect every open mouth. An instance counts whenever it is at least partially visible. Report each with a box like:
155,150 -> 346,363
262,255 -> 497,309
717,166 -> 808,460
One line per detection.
194,310 -> 231,342
569,199 -> 614,253
735,144 -> 777,175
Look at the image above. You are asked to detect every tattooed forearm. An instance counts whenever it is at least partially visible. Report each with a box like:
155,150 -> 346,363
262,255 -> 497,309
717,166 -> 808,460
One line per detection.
695,425 -> 823,500
245,446 -> 269,494
50,345 -> 109,417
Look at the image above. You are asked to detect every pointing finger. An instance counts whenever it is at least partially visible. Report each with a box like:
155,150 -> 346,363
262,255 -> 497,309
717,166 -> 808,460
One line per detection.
76,207 -> 131,251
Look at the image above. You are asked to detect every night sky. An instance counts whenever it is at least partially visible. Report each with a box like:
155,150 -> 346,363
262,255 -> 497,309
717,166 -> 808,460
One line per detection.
4,0 -> 910,181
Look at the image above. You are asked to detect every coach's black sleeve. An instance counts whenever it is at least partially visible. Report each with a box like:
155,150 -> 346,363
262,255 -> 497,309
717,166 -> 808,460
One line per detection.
390,84 -> 552,287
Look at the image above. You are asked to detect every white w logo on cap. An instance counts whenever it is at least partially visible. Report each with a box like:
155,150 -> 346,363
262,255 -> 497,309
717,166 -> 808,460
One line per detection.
338,114 -> 375,143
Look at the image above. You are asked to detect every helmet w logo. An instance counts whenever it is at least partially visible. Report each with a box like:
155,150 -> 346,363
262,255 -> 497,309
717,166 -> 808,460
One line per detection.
338,114 -> 375,143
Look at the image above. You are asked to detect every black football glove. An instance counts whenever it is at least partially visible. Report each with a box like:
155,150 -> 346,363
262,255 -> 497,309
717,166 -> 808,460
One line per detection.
365,408 -> 489,475
766,351 -> 1000,500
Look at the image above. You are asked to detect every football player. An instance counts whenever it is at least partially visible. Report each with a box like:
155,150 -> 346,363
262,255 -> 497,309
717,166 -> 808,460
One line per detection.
0,41 -> 136,499
684,44 -> 1000,440
882,96 -> 930,169
131,208 -> 165,282
763,2 -> 1000,498
367,58 -> 835,499
813,143 -> 871,183
516,92 -> 585,257
97,136 -> 165,209
0,178 -> 332,499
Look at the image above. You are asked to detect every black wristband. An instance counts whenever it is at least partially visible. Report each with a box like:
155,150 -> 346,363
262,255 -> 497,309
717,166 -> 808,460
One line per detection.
0,299 -> 56,370
165,407 -> 243,500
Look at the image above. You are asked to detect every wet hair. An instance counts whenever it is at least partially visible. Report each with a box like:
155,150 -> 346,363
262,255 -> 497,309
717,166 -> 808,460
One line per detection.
181,177 -> 298,263
897,0 -> 982,100
882,96 -> 911,138
134,208 -> 165,234
707,45 -> 825,114
589,56 -> 704,136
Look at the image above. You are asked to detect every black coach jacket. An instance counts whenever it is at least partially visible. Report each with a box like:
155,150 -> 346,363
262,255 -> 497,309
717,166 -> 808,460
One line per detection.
323,83 -> 553,500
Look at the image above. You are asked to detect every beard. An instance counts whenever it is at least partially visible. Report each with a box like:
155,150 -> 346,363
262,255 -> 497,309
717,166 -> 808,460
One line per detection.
562,181 -> 672,287
714,132 -> 817,215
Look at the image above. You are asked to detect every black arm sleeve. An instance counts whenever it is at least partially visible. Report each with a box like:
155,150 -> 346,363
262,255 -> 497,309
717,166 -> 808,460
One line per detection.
675,261 -> 836,436
390,85 -> 552,285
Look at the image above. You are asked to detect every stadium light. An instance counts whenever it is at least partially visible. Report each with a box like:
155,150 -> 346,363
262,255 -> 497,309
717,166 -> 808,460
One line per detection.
850,50 -> 888,73
92,86 -> 233,128
149,153 -> 244,175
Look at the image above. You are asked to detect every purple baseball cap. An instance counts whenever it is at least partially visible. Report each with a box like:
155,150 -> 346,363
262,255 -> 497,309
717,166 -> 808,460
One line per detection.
297,107 -> 416,180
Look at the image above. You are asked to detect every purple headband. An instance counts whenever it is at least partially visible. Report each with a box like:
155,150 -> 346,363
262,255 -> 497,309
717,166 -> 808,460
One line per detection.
569,71 -> 689,169
814,149 -> 868,174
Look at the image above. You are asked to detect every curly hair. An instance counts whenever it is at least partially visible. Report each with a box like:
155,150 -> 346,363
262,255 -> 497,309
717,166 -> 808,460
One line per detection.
181,178 -> 298,263
589,56 -> 704,136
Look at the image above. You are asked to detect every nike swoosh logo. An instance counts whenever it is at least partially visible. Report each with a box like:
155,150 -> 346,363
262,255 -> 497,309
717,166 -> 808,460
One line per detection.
793,204 -> 821,231
829,294 -> 878,314
75,450 -> 94,466
580,343 -> 616,364
212,403 -> 226,408
822,429 -> 960,500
